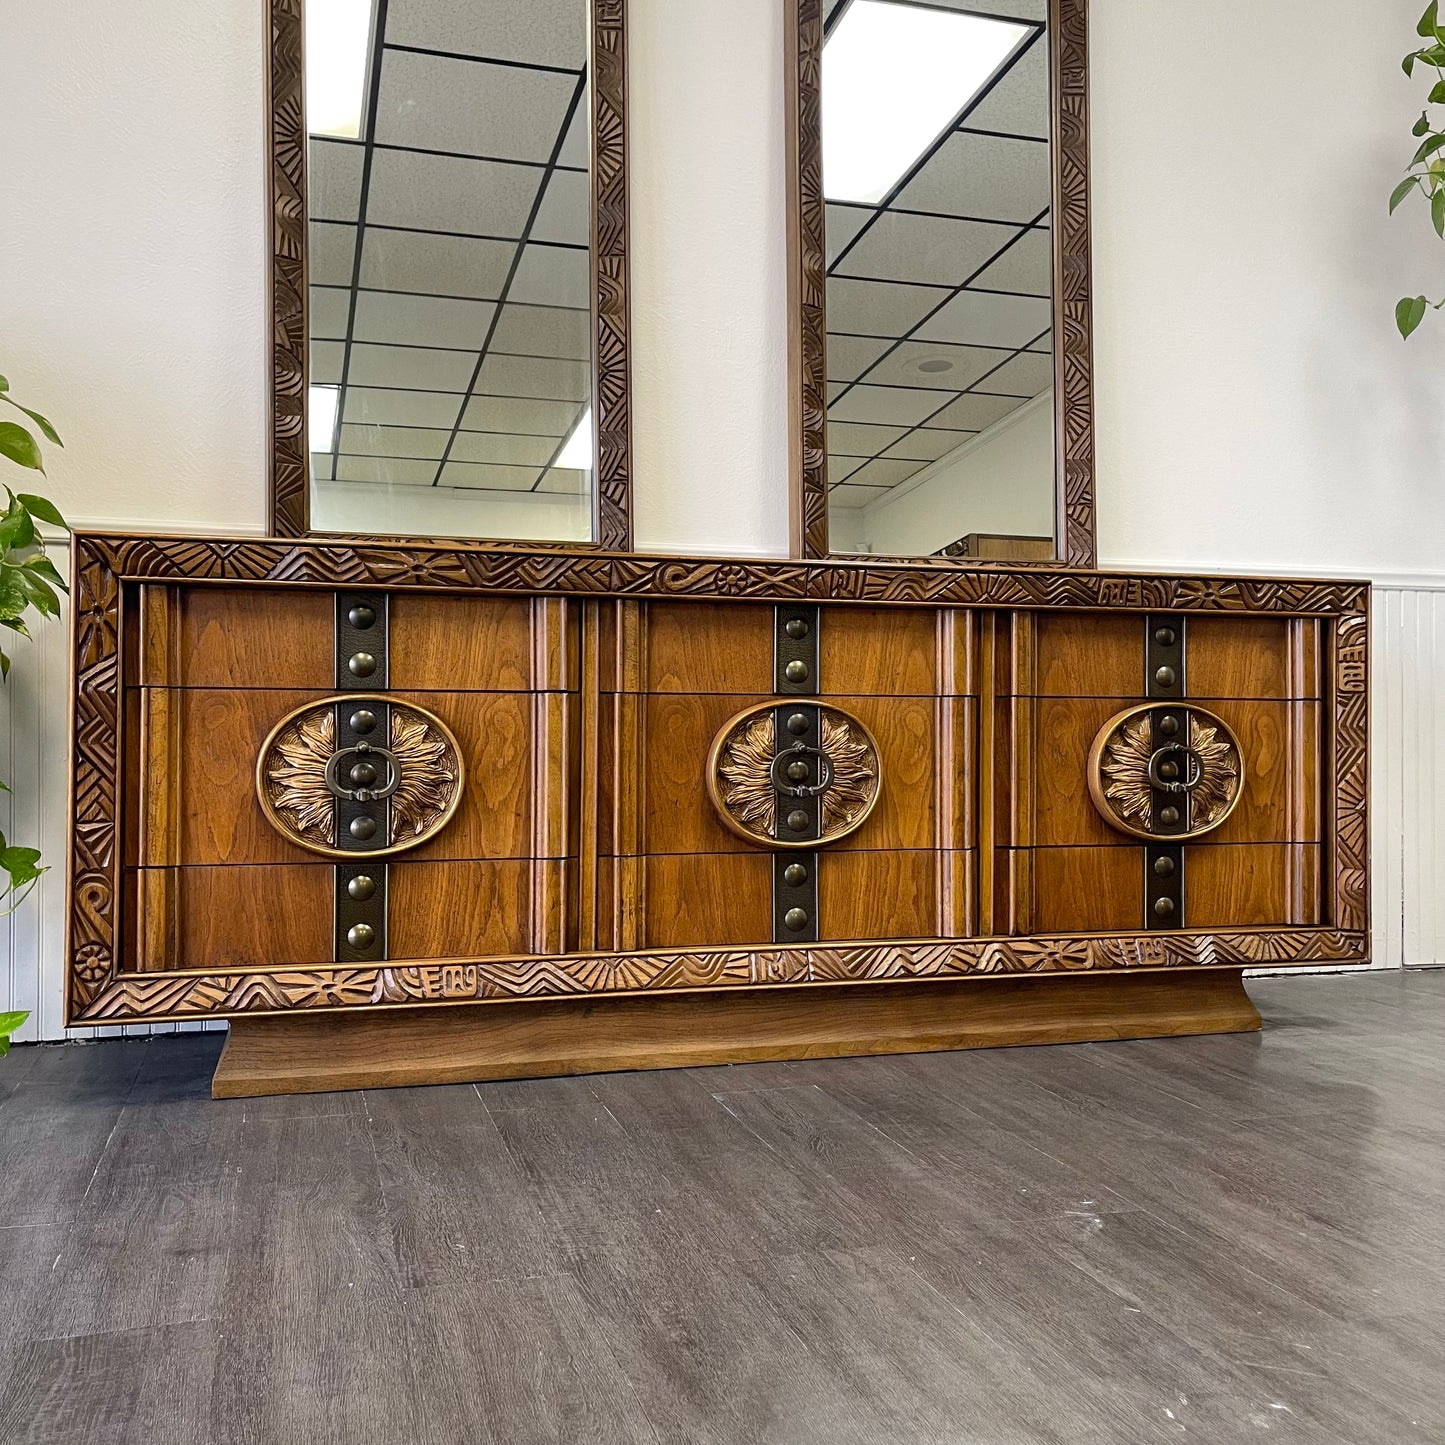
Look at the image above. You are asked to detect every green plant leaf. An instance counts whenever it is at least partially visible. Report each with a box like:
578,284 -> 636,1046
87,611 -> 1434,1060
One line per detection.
0,1010 -> 29,1048
21,553 -> 66,591
1431,188 -> 1445,235
0,779 -> 10,792
1391,176 -> 1422,212
1398,294 -> 1429,337
0,569 -> 29,621
1414,111 -> 1432,136
1431,80 -> 1445,102
0,617 -> 31,638
1420,1 -> 1439,37
15,569 -> 60,619
0,423 -> 43,473
1,847 -> 45,890
16,493 -> 68,530
0,398 -> 61,447
1405,50 -> 1419,76
0,378 -> 8,393
1413,132 -> 1445,164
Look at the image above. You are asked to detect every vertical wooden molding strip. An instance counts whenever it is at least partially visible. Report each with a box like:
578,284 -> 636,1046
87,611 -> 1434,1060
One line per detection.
267,0 -> 308,537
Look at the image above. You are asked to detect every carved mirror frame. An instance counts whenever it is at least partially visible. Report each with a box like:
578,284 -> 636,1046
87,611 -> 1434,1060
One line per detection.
786,0 -> 1096,565
266,0 -> 633,547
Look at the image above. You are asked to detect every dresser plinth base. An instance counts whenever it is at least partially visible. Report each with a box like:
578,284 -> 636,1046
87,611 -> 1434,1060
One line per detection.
210,968 -> 1261,1098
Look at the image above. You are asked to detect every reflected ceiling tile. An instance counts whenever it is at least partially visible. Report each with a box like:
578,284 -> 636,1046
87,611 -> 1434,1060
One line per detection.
365,149 -> 541,237
861,340 -> 1013,392
462,394 -> 579,436
884,430 -> 970,464
915,289 -> 1052,350
339,422 -> 449,460
827,382 -> 846,402
475,353 -> 588,401
926,391 -> 1028,432
825,203 -> 872,265
359,229 -> 513,299
308,139 -> 364,221
530,167 -> 589,245
558,98 -> 589,168
847,457 -> 927,489
827,420 -> 910,455
1027,332 -> 1052,353
310,286 -> 352,340
826,334 -> 894,383
830,483 -> 892,509
492,303 -> 589,360
309,222 -> 358,286
536,467 -> 589,494
838,213 -> 1018,288
374,51 -> 579,164
438,460 -> 541,490
352,291 -> 497,349
310,340 -> 346,385
963,40 -> 1050,139
969,228 -> 1052,296
347,342 -> 479,392
334,456 -> 440,485
312,455 -> 336,481
449,431 -> 557,466
342,386 -> 462,428
829,384 -> 952,427
828,456 -> 865,485
826,277 -> 942,339
897,131 -> 1051,224
509,244 -> 590,308
930,0 -> 1046,17
972,351 -> 1053,397
386,0 -> 588,70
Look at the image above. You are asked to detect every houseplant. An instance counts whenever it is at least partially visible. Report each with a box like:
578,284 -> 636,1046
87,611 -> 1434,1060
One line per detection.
1393,3 -> 1445,334
0,372 -> 71,1053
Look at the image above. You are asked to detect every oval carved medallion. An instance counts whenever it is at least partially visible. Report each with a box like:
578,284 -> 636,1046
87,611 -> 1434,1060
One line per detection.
256,695 -> 464,857
1086,704 -> 1244,841
705,702 -> 882,849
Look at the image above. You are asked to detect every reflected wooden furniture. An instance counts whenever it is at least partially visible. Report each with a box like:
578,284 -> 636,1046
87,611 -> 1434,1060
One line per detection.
940,534 -> 1057,562
66,533 -> 1369,1095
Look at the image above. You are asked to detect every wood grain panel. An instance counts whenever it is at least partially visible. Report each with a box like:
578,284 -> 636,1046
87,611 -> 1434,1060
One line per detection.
643,604 -> 773,694
642,853 -> 773,948
129,865 -> 333,970
1031,614 -> 1141,697
1186,844 -> 1305,928
817,607 -> 938,695
139,587 -> 332,689
832,695 -> 936,852
820,850 -> 936,941
387,595 -> 543,692
1025,846 -> 1144,933
390,860 -> 534,959
138,688 -> 542,867
1187,618 -> 1294,699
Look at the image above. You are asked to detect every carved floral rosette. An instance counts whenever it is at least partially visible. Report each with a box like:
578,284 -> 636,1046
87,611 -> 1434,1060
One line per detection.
1086,703 -> 1244,842
255,694 -> 464,857
706,702 -> 881,849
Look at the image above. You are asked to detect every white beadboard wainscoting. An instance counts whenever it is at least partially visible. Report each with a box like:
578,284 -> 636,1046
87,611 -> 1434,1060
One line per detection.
0,566 -> 1437,1042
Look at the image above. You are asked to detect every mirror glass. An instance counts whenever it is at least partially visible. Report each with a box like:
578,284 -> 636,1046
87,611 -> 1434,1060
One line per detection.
821,0 -> 1055,559
305,0 -> 594,541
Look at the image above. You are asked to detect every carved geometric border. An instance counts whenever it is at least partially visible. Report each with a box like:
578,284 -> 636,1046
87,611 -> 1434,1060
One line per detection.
266,0 -> 633,549
789,0 -> 1097,567
65,532 -> 1370,1025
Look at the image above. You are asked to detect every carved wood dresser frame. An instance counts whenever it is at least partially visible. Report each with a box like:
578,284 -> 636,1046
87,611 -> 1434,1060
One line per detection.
786,0 -> 1096,564
267,0 -> 634,546
68,533 -> 1369,1049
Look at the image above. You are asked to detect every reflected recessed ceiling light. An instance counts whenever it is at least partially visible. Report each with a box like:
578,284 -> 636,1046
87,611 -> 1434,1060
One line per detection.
556,407 -> 593,471
306,0 -> 372,139
309,384 -> 340,451
916,358 -> 954,374
822,1 -> 1030,205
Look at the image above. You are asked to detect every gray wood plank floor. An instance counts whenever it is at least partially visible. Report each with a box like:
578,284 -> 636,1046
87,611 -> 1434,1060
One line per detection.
1,970 -> 1442,1444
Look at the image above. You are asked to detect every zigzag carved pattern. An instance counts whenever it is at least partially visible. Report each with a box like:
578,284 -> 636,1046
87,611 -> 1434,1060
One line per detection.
794,0 -> 830,557
1333,610 -> 1369,931
268,0 -> 308,537
1052,0 -> 1096,567
593,3 -> 632,549
73,929 -> 1370,1023
74,534 -> 1370,616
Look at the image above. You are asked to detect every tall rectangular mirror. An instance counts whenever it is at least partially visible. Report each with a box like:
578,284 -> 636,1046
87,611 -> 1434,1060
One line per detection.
788,0 -> 1095,564
268,0 -> 631,546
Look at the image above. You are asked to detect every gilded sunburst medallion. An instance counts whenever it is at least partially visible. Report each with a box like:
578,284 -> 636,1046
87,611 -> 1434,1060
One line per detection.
256,695 -> 464,857
1086,704 -> 1244,841
706,702 -> 882,849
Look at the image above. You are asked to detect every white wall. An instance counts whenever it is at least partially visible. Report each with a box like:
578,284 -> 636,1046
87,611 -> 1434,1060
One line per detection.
858,392 -> 1055,555
1,0 -> 1442,1039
